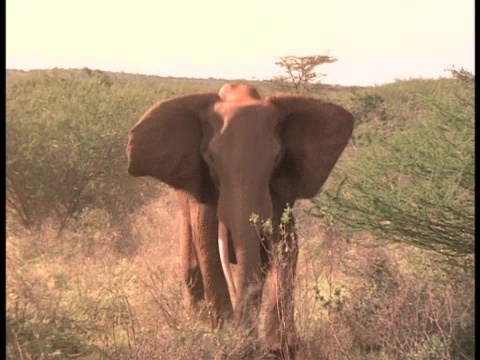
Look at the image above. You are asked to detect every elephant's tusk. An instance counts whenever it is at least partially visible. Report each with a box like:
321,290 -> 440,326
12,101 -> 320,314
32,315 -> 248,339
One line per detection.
218,221 -> 237,304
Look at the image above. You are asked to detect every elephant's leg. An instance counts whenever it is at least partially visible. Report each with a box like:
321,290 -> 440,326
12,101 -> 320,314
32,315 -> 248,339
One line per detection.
189,199 -> 233,327
263,231 -> 299,358
179,213 -> 205,312
231,230 -> 267,332
263,198 -> 299,358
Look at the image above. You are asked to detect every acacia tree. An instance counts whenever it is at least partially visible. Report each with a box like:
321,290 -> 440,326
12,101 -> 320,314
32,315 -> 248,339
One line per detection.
273,54 -> 338,94
313,69 -> 475,271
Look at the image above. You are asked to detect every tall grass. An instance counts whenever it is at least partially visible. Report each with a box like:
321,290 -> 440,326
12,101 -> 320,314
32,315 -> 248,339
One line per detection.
6,68 -> 474,359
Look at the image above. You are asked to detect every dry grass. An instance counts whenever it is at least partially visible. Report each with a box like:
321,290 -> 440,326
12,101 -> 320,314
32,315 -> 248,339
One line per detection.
6,192 -> 475,359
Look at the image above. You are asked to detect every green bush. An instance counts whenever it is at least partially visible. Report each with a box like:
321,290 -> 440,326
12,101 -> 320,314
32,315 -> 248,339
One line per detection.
313,69 -> 474,271
6,69 -> 167,232
350,92 -> 390,125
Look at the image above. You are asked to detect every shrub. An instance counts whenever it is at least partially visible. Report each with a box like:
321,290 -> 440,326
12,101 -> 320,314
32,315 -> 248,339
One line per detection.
350,92 -> 390,126
313,69 -> 474,271
6,69 -> 166,232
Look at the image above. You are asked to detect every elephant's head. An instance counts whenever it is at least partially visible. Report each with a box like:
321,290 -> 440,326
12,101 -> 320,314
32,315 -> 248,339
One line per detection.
127,83 -> 353,305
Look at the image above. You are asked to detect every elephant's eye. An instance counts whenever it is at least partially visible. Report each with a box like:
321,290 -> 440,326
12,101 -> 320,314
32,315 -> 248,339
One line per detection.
205,152 -> 215,165
274,151 -> 283,165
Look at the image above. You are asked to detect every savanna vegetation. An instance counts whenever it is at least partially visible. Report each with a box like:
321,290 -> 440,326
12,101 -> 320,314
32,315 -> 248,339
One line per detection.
6,67 -> 474,359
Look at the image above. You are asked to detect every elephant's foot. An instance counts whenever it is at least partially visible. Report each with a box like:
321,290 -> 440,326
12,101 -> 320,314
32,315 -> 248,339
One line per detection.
183,296 -> 209,323
183,291 -> 205,314
264,320 -> 298,360
184,292 -> 234,327
263,335 -> 297,360
233,282 -> 264,328
209,301 -> 234,329
183,264 -> 206,316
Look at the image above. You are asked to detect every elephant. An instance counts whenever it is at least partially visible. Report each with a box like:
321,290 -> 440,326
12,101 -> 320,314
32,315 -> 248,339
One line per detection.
127,83 -> 353,357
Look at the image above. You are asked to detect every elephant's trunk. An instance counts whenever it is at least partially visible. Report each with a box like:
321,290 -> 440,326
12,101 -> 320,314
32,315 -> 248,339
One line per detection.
217,185 -> 273,317
218,220 -> 237,305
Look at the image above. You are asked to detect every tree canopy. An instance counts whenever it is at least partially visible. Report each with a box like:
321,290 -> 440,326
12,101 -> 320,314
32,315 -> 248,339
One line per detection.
274,54 -> 338,93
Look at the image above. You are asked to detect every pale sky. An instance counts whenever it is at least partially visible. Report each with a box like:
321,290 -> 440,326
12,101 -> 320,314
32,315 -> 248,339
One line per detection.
6,0 -> 475,86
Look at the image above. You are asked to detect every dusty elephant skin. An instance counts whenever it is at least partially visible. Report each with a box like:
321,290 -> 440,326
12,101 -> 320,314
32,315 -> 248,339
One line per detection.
127,83 -> 353,357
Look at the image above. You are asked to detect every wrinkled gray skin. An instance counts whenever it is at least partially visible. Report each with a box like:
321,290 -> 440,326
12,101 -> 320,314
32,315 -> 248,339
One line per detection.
127,83 -> 353,357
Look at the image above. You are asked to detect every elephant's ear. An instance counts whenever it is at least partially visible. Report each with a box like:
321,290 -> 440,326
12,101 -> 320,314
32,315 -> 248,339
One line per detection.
127,93 -> 219,197
267,94 -> 354,200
